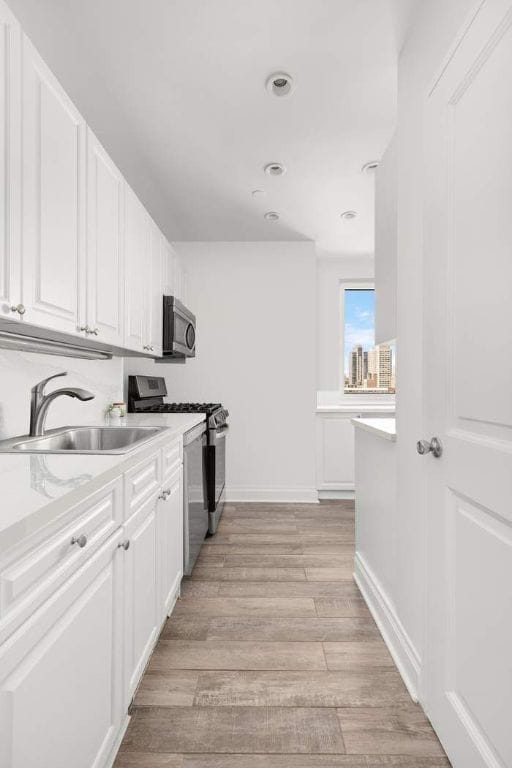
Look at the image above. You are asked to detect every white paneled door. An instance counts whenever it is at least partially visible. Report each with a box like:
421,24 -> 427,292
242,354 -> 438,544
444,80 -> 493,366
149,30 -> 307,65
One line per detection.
423,2 -> 512,766
21,35 -> 86,335
86,129 -> 125,346
124,185 -> 149,352
0,3 -> 20,320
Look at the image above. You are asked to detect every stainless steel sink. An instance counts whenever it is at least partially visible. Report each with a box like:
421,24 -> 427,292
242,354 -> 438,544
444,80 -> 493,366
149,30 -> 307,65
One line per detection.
0,426 -> 166,454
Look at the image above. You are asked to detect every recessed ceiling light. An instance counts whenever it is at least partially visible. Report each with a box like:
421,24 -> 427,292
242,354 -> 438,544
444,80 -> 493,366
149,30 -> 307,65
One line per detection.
266,72 -> 295,97
361,160 -> 379,174
264,211 -> 280,222
340,210 -> 357,221
264,162 -> 286,176
252,189 -> 265,198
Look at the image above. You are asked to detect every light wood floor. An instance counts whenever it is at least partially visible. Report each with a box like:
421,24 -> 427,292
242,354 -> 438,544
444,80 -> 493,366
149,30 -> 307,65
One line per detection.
115,501 -> 450,767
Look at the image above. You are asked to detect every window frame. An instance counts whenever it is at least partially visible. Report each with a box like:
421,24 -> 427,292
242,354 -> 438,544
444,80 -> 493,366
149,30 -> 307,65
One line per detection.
339,280 -> 396,402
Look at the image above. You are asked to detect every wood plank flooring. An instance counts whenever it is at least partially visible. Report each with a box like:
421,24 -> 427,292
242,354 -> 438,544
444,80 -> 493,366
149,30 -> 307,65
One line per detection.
115,501 -> 450,768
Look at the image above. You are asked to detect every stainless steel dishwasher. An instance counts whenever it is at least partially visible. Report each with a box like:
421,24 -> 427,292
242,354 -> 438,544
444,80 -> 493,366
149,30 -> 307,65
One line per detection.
183,421 -> 208,575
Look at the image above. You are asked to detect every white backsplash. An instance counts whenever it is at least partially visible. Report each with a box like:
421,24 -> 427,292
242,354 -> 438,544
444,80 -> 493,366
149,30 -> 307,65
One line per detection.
0,350 -> 124,439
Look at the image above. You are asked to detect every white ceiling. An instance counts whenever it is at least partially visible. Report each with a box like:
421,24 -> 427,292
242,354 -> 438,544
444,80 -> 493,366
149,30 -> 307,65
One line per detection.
9,0 -> 417,255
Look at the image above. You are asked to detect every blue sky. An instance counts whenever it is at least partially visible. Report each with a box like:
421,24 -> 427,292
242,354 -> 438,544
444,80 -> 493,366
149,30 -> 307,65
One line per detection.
343,289 -> 375,375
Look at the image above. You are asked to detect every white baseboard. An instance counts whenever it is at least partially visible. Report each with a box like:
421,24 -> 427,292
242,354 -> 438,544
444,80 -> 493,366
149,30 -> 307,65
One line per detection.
105,715 -> 130,768
318,490 -> 355,500
225,487 -> 319,503
354,551 -> 421,702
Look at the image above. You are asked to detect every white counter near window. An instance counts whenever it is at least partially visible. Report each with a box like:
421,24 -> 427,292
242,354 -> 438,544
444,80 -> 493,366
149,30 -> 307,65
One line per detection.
315,398 -> 395,498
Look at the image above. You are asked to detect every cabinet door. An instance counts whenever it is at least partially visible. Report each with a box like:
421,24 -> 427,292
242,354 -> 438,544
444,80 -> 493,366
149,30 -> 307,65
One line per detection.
0,2 -> 21,320
316,414 -> 359,492
124,185 -> 149,351
147,221 -> 163,356
86,129 -> 124,346
0,532 -> 123,768
157,465 -> 183,622
161,237 -> 175,296
123,494 -> 158,705
21,35 -> 86,335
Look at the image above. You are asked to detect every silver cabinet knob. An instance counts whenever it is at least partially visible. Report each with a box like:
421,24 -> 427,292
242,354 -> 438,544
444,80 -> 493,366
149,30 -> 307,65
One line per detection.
71,534 -> 87,548
91,327 -> 99,336
79,325 -> 91,334
416,437 -> 443,458
143,344 -> 151,351
158,489 -> 171,501
10,303 -> 26,315
117,540 -> 130,551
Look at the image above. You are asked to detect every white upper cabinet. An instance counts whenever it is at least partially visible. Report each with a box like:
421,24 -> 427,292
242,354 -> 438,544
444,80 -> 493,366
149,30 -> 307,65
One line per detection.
161,237 -> 175,297
0,2 -> 21,320
124,185 -> 149,352
147,221 -> 163,356
21,34 -> 86,335
0,2 -> 187,354
86,129 -> 125,346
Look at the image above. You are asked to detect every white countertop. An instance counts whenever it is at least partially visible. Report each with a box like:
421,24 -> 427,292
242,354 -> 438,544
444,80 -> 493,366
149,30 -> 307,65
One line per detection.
352,417 -> 396,441
317,404 -> 396,414
0,412 -> 205,555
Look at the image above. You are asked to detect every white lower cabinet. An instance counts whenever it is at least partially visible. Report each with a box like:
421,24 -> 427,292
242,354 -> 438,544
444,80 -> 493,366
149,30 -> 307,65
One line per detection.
0,531 -> 124,768
316,410 -> 395,495
157,465 -> 183,623
122,492 -> 159,706
0,438 -> 186,768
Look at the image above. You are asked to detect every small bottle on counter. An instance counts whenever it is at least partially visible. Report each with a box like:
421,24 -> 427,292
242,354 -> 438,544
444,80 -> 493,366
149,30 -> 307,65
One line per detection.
107,401 -> 126,421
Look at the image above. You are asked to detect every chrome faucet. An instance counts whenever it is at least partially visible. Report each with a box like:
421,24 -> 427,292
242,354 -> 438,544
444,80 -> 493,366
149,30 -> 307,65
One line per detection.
30,372 -> 95,436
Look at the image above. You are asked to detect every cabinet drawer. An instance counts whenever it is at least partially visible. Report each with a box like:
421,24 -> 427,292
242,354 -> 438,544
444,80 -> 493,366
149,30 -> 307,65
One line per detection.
0,478 -> 122,638
162,437 -> 182,482
124,449 -> 161,520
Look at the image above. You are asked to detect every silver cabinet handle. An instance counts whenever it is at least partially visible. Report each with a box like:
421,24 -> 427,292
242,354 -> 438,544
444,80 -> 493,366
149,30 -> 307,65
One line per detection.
71,534 -> 87,548
117,540 -> 130,551
158,489 -> 171,501
143,344 -> 151,351
10,303 -> 26,316
91,328 -> 99,336
416,437 -> 443,458
80,325 -> 99,336
79,325 -> 91,334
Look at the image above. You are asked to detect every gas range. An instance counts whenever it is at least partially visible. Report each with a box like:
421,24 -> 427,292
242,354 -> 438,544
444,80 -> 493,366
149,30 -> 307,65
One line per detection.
128,376 -> 228,429
127,375 -> 228,535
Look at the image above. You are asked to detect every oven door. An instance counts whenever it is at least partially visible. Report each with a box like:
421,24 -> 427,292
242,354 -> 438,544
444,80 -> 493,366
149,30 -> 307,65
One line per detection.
207,425 -> 228,533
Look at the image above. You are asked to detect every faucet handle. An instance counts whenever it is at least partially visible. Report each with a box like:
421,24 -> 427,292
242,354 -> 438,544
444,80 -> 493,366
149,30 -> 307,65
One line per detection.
32,372 -> 68,395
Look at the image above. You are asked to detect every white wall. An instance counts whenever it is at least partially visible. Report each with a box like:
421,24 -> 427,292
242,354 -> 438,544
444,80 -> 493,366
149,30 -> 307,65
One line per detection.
394,0 -> 477,682
375,135 -> 397,345
0,350 -> 123,439
125,241 -> 317,502
316,255 -> 374,392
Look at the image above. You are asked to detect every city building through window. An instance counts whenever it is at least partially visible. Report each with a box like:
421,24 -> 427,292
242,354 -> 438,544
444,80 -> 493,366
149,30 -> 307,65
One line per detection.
343,288 -> 396,395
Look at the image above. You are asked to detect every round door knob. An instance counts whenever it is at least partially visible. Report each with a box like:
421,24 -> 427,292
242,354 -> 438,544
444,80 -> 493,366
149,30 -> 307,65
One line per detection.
118,540 -> 130,551
416,437 -> 443,458
10,303 -> 26,315
70,534 -> 87,548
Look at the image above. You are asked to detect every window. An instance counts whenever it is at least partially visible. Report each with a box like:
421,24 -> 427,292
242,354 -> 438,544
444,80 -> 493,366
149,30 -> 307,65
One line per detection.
342,287 -> 395,395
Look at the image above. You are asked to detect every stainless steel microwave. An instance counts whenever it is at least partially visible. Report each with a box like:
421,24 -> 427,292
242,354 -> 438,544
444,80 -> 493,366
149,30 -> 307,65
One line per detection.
162,296 -> 196,358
